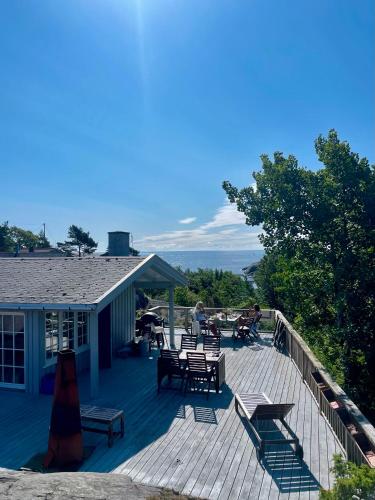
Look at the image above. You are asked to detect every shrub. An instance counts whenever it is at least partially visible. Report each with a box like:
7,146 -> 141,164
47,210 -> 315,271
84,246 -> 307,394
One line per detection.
320,454 -> 375,499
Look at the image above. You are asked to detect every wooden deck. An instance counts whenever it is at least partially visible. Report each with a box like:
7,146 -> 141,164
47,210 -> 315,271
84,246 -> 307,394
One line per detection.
0,331 -> 340,499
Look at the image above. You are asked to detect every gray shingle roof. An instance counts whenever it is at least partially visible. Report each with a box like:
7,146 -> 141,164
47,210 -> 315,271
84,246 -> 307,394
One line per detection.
0,256 -> 148,306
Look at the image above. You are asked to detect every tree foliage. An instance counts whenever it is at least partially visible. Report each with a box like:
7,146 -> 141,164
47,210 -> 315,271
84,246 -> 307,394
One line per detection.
0,222 -> 51,252
320,454 -> 375,499
58,225 -> 98,256
223,130 -> 375,420
147,268 -> 255,309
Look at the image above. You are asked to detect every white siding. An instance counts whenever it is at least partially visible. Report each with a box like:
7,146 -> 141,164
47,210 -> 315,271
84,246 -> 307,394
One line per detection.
111,284 -> 135,352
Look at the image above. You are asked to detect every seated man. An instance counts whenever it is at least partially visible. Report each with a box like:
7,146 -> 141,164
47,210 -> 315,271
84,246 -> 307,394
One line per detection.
192,301 -> 208,334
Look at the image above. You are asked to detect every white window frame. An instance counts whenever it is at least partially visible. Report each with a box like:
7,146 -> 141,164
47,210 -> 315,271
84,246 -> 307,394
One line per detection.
0,312 -> 26,389
44,310 -> 89,367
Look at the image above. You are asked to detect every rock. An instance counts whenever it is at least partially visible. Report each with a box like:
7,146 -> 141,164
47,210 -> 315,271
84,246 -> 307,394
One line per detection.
0,469 -> 196,499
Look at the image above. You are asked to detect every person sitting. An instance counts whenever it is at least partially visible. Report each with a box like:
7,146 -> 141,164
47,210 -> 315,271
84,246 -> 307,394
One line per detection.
249,304 -> 262,338
192,301 -> 208,334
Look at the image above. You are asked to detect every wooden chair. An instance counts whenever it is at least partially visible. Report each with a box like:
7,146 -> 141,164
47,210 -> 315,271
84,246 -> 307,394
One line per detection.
235,392 -> 303,461
181,334 -> 198,351
233,316 -> 255,342
208,322 -> 219,336
157,349 -> 186,393
203,335 -> 221,352
185,352 -> 215,399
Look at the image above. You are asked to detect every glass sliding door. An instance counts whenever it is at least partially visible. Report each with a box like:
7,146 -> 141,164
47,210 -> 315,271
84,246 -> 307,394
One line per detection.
0,313 -> 25,388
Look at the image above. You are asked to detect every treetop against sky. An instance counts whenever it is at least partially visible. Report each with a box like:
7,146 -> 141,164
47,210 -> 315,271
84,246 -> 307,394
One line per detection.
1,0 -> 374,251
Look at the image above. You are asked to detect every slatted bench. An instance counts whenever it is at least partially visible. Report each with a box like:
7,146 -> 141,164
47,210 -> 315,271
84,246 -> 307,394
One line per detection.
235,392 -> 303,460
80,405 -> 125,448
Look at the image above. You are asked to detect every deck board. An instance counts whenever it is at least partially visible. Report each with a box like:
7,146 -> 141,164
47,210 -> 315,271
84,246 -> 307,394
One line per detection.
0,330 -> 340,499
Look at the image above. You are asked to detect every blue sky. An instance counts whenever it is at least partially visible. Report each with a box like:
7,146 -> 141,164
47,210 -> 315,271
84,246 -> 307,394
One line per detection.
1,0 -> 374,252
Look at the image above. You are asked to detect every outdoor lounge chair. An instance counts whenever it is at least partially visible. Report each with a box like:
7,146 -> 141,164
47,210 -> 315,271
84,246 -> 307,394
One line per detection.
235,392 -> 303,461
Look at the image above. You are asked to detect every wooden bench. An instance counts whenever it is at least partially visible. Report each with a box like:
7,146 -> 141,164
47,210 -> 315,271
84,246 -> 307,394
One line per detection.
80,405 -> 124,448
235,392 -> 303,460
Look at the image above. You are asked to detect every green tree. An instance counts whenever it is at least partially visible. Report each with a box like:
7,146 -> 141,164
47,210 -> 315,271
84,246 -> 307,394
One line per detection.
320,454 -> 375,499
58,225 -> 98,256
0,222 -> 51,252
10,227 -> 41,251
37,230 -> 51,248
223,130 -> 375,420
146,268 -> 255,309
0,222 -> 13,252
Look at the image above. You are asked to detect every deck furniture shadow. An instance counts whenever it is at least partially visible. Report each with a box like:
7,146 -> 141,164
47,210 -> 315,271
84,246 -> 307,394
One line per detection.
235,392 -> 303,461
157,349 -> 186,393
80,404 -> 124,448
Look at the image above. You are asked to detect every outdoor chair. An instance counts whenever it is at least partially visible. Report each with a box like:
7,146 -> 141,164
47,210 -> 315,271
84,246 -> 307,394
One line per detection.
185,352 -> 216,399
208,322 -> 219,336
181,334 -> 198,351
233,316 -> 255,342
203,335 -> 221,352
150,322 -> 167,349
235,392 -> 303,461
157,349 -> 186,393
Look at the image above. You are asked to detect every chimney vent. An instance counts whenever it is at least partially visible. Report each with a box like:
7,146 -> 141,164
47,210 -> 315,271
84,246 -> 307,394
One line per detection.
108,231 -> 130,256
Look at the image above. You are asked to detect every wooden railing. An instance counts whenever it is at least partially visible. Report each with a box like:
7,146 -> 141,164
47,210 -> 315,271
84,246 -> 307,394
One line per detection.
274,310 -> 375,467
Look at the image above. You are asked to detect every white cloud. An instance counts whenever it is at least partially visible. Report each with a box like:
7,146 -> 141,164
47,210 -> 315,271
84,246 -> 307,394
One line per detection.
201,199 -> 246,229
134,199 -> 263,251
179,217 -> 197,224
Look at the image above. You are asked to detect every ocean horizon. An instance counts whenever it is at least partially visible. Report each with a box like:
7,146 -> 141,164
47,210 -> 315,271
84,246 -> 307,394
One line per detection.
141,250 -> 264,275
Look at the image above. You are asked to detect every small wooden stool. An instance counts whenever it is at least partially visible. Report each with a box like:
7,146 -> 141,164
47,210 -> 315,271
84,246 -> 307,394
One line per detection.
80,404 -> 125,447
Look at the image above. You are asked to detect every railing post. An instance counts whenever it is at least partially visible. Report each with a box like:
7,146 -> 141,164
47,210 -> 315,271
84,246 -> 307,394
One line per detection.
318,387 -> 322,414
168,285 -> 175,348
184,308 -> 188,332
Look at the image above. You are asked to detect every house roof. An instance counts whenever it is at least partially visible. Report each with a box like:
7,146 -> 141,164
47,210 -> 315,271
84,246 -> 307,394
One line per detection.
0,255 -> 187,310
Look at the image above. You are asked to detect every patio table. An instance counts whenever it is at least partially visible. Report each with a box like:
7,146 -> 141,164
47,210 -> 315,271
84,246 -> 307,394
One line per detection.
208,313 -> 242,335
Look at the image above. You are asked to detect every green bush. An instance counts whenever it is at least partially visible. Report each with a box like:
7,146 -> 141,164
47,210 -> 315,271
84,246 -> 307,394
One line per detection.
320,454 -> 375,499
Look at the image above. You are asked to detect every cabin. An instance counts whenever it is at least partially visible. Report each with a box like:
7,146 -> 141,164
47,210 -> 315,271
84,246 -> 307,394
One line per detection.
0,252 -> 187,397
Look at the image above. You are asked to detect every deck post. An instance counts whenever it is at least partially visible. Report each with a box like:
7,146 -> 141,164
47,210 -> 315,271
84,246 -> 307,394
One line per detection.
169,285 -> 175,348
89,311 -> 99,399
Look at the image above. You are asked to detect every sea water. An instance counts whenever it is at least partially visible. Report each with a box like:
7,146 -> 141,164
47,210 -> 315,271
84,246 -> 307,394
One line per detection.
142,250 -> 264,275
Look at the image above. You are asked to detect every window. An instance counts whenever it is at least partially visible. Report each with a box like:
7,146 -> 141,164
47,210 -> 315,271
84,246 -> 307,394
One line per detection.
63,312 -> 74,349
45,312 -> 59,360
0,313 -> 25,386
45,311 -> 89,362
77,312 -> 89,347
